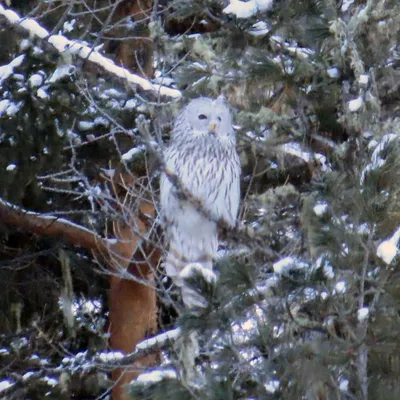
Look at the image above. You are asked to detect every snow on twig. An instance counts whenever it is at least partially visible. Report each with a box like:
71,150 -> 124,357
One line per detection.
0,5 -> 181,99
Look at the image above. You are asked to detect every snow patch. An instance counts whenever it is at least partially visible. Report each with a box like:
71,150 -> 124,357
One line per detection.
313,202 -> 328,216
23,372 -> 34,380
6,164 -> 16,171
5,102 -> 22,116
20,18 -> 49,38
101,168 -> 115,179
29,73 -> 44,87
348,96 -> 363,112
122,146 -> 145,161
0,54 -> 25,83
377,227 -> 400,264
178,263 -> 217,308
78,121 -> 95,131
315,153 -> 331,172
256,278 -> 280,297
63,19 -> 76,33
249,21 -> 270,36
43,376 -> 58,387
37,87 -> 49,99
327,67 -> 340,78
72,298 -> 102,315
357,307 -> 369,322
370,134 -> 397,165
180,262 -> 217,283
273,257 -> 309,275
94,116 -> 109,127
97,351 -> 125,363
125,98 -> 138,110
315,255 -> 335,279
223,0 -> 273,19
339,377 -> 349,391
0,100 -> 10,116
335,281 -> 346,294
133,369 -> 177,385
0,380 -> 13,392
361,133 -> 398,185
367,139 -> 378,150
48,35 -> 70,51
358,74 -> 369,85
2,8 -> 20,24
280,142 -> 311,162
286,46 -> 314,60
358,223 -> 370,235
136,328 -> 181,351
48,64 -> 76,83
323,264 -> 334,279
320,291 -> 329,300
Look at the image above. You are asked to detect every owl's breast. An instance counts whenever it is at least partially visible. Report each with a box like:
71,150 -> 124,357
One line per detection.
163,139 -> 240,226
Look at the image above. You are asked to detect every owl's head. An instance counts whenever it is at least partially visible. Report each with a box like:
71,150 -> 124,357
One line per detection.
174,97 -> 235,144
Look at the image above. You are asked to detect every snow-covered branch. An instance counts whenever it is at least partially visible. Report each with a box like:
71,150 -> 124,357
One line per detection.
0,327 -> 181,398
0,5 -> 181,100
97,328 -> 181,367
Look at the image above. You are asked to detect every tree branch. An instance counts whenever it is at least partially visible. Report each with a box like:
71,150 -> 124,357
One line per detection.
0,4 -> 181,100
0,197 -> 103,251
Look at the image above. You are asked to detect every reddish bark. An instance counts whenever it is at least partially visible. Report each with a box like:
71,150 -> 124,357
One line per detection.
106,0 -> 154,77
109,258 -> 158,399
106,177 -> 160,399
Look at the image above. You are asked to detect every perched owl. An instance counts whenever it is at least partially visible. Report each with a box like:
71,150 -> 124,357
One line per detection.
160,97 -> 241,307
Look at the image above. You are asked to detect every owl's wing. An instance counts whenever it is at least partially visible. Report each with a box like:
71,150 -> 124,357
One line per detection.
160,149 -> 179,232
224,151 -> 241,228
230,155 -> 241,226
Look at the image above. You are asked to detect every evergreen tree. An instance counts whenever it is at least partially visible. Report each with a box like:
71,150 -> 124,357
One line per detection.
131,0 -> 400,399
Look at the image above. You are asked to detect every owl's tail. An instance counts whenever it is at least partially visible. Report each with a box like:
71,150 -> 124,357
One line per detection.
165,243 -> 216,308
165,245 -> 212,284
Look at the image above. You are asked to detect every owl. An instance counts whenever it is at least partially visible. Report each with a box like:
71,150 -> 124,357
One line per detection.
160,97 -> 241,308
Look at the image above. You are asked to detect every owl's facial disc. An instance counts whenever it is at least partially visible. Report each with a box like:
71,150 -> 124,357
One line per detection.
183,97 -> 233,142
194,112 -> 221,136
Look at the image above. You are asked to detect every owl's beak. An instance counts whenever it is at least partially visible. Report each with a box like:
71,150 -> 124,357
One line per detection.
209,121 -> 217,135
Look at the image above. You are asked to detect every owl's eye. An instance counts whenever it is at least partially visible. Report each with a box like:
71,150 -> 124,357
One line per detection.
198,114 -> 207,120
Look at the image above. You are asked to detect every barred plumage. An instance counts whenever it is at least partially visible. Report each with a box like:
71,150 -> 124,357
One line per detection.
160,97 -> 240,307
